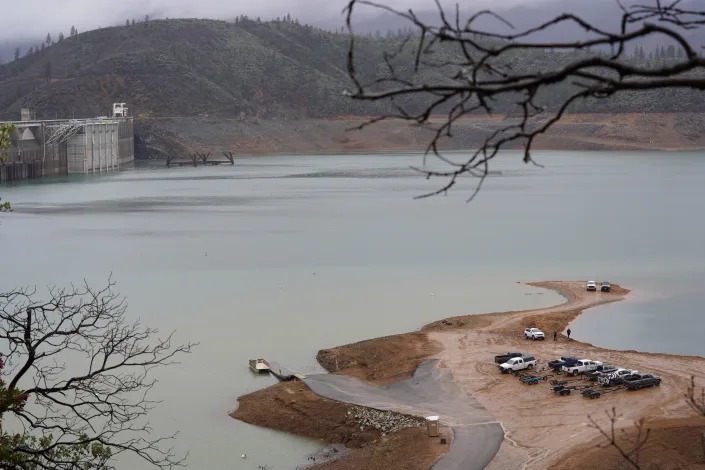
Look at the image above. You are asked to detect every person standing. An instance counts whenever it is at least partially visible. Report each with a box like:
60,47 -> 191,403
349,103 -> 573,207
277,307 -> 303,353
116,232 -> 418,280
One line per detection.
553,331 -> 557,341
567,328 -> 571,339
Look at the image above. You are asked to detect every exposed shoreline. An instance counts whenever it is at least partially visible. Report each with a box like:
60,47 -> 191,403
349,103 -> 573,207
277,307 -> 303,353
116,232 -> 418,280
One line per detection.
232,281 -> 705,469
138,113 -> 705,159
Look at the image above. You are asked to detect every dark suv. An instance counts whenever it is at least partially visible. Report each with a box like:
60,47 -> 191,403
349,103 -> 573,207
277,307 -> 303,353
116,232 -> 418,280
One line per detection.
548,356 -> 580,371
601,282 -> 612,292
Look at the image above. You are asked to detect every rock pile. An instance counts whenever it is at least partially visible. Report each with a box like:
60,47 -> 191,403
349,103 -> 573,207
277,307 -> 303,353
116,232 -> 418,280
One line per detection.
346,406 -> 425,435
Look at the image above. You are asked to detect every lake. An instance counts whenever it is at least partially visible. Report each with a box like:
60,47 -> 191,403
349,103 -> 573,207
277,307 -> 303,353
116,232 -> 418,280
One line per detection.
0,151 -> 703,469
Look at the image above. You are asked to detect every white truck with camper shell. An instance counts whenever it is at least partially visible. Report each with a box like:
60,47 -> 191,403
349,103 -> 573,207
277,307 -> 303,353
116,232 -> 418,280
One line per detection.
562,359 -> 603,376
499,355 -> 537,373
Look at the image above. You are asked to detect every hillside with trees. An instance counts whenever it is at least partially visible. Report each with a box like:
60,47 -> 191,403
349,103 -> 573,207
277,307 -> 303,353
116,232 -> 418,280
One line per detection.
1,17 -> 704,123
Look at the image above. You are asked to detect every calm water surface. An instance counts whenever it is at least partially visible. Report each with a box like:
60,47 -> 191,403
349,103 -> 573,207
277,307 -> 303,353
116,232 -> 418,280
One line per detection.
0,151 -> 703,469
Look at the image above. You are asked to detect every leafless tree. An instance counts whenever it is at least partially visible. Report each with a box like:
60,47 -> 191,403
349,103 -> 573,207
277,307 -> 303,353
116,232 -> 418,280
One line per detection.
687,376 -> 705,416
587,377 -> 705,469
0,279 -> 196,469
344,0 -> 705,199
588,407 -> 651,469
686,376 -> 705,464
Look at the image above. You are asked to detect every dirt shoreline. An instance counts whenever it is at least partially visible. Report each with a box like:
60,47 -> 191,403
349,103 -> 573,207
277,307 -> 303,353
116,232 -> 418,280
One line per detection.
141,113 -> 705,159
231,281 -> 705,469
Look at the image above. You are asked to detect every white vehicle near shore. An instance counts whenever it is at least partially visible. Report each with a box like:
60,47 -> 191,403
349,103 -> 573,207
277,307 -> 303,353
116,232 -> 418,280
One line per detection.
586,281 -> 597,291
562,359 -> 602,376
524,328 -> 545,340
499,355 -> 537,373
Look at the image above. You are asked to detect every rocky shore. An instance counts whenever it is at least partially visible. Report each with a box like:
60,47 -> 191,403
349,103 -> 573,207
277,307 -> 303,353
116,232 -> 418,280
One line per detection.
347,406 -> 425,435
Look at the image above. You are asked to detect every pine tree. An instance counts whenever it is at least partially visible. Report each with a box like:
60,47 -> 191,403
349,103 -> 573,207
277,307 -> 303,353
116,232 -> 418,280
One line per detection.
27,47 -> 34,56
144,14 -> 149,22
131,19 -> 135,26
70,26 -> 76,36
41,43 -> 45,53
46,33 -> 51,44
14,47 -> 20,61
58,32 -> 64,42
44,61 -> 52,82
126,19 -> 130,27
666,44 -> 675,58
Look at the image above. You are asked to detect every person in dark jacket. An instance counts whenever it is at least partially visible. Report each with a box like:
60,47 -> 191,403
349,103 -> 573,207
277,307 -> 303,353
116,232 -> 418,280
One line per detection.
567,328 -> 571,339
553,331 -> 557,341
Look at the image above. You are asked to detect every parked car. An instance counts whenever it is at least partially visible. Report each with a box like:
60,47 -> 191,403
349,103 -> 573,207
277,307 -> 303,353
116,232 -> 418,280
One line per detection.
494,352 -> 523,364
562,359 -> 603,376
586,281 -> 597,291
586,364 -> 619,381
623,373 -> 661,390
548,356 -> 580,371
598,369 -> 637,387
499,355 -> 537,373
601,281 -> 612,292
524,328 -> 545,340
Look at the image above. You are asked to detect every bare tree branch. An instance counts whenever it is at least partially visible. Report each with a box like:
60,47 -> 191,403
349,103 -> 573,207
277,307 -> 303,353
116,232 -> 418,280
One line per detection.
344,0 -> 705,198
686,375 -> 705,416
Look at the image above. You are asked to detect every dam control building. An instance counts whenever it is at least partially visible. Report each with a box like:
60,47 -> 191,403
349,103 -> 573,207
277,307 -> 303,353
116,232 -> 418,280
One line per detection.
0,103 -> 134,183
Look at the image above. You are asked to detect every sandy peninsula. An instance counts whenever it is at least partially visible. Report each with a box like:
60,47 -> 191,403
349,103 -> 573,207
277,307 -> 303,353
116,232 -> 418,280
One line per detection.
232,281 -> 705,469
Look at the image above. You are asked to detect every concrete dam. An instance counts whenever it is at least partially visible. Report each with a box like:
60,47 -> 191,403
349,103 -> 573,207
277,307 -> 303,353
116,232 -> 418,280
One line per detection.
1,105 -> 134,183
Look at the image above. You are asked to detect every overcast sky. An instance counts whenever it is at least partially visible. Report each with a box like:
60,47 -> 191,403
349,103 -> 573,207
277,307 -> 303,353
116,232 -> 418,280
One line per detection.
1,0 -> 544,40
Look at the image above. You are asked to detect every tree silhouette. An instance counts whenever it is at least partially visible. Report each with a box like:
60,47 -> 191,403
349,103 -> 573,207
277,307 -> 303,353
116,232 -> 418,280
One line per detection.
0,280 -> 195,469
344,0 -> 705,199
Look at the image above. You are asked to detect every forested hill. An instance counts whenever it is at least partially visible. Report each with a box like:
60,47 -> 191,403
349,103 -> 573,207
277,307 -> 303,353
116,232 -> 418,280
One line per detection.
1,17 -> 704,121
0,18 -> 373,120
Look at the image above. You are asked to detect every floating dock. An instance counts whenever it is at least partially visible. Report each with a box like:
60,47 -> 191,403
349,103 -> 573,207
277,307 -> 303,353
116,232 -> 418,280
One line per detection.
249,359 -> 271,373
248,359 -> 306,381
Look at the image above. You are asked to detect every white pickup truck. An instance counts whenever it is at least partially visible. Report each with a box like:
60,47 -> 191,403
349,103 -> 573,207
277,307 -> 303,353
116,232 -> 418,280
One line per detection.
562,359 -> 603,376
499,355 -> 537,373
